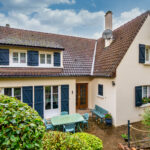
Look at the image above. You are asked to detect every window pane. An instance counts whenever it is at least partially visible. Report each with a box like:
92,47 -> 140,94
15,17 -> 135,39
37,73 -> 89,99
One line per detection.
14,88 -> 21,100
13,52 -> 18,63
45,86 -> 51,110
20,53 -> 26,63
4,88 -> 12,96
143,86 -> 147,98
47,54 -> 51,64
53,86 -> 58,109
40,54 -> 45,64
146,49 -> 149,62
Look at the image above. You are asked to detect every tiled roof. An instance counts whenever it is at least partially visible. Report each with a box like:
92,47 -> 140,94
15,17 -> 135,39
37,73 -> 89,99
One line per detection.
94,11 -> 150,77
0,11 -> 149,78
0,27 -> 96,77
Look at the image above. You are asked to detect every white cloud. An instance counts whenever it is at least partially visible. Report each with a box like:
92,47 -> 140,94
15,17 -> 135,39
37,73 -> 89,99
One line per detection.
0,0 -> 145,39
113,8 -> 145,29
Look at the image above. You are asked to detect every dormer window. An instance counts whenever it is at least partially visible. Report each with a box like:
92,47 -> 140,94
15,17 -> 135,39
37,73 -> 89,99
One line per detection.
39,52 -> 52,67
12,52 -> 26,64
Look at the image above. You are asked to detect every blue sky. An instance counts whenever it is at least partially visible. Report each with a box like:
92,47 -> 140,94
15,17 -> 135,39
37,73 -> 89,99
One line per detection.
0,0 -> 149,39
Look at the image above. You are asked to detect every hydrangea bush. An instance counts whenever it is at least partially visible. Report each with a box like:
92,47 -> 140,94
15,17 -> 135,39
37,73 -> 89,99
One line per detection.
0,95 -> 45,149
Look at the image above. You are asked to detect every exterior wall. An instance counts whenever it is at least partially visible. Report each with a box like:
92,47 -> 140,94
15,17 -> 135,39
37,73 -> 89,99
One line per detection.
116,15 -> 150,126
0,77 -> 76,117
90,78 -> 116,125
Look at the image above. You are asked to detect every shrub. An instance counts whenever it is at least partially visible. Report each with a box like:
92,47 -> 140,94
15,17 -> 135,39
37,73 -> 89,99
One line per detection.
142,108 -> 150,128
43,131 -> 103,150
72,132 -> 103,150
0,95 -> 45,149
42,131 -> 90,150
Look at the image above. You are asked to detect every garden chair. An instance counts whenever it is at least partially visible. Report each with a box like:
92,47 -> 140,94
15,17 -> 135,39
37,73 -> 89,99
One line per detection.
82,113 -> 89,129
44,119 -> 54,131
63,123 -> 76,133
61,111 -> 68,115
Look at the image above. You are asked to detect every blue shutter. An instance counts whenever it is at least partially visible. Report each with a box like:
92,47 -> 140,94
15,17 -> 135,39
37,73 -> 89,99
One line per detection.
34,86 -> 44,118
54,52 -> 61,66
61,85 -> 69,112
23,86 -> 33,107
139,44 -> 145,63
135,86 -> 142,107
98,84 -> 103,96
27,51 -> 39,66
0,49 -> 9,65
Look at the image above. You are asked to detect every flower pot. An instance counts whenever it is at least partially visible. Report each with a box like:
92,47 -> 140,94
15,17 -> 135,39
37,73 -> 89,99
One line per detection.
105,118 -> 112,125
124,138 -> 128,142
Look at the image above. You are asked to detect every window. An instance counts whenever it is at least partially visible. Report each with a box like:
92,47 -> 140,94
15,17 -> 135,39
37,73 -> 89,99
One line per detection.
4,88 -> 12,97
4,87 -> 22,100
145,48 -> 150,63
12,52 -> 27,64
45,86 -> 59,110
47,54 -> 51,64
13,52 -> 19,63
98,84 -> 103,96
40,54 -> 45,64
20,53 -> 26,63
142,86 -> 150,104
40,53 -> 52,66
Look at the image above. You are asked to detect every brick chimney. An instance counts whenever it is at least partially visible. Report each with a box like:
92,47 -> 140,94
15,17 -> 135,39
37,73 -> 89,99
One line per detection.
102,11 -> 113,47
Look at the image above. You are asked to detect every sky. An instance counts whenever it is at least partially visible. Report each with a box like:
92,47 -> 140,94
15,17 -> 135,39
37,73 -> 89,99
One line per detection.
0,0 -> 149,39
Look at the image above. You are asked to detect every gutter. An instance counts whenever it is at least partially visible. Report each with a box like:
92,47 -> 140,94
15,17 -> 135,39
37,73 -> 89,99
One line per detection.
91,41 -> 97,75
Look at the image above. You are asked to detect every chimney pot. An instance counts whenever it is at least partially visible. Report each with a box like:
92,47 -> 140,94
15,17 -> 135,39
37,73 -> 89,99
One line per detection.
5,24 -> 10,28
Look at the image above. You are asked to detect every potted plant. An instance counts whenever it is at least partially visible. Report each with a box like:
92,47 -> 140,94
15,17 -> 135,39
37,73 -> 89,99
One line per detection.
121,134 -> 132,142
105,113 -> 112,125
142,97 -> 148,104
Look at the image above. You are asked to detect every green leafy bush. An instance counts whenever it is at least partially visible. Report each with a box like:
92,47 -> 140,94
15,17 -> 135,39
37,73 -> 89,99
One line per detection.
73,132 -> 103,150
142,108 -> 150,128
42,131 -> 89,150
43,131 -> 103,150
0,95 -> 45,149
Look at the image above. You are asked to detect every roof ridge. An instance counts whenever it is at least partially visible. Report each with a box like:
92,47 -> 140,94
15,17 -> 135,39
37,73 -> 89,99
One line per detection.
0,25 -> 96,41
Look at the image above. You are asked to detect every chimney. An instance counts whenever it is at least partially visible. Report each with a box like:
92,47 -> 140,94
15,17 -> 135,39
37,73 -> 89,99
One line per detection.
102,11 -> 113,47
105,11 -> 112,30
5,24 -> 10,28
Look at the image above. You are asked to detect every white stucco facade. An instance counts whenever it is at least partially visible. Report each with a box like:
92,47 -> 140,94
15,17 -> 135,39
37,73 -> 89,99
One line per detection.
115,15 -> 150,126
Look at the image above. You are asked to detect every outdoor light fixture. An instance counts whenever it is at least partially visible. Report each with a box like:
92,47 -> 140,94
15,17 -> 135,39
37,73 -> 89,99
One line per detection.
112,81 -> 115,86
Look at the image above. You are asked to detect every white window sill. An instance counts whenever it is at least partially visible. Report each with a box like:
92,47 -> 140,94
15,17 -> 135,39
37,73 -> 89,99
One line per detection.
140,103 -> 150,108
97,95 -> 105,99
144,62 -> 150,65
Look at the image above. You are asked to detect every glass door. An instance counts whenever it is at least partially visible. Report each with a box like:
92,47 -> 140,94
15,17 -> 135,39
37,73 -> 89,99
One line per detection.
44,86 -> 60,118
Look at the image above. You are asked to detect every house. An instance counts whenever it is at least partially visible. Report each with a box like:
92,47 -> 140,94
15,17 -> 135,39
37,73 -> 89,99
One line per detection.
0,10 -> 150,126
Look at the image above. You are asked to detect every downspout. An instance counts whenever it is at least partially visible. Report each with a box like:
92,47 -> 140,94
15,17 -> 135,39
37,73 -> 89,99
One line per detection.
91,41 -> 97,75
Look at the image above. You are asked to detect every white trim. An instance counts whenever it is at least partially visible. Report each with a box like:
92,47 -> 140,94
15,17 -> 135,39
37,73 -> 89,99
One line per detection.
97,95 -> 105,99
91,41 -> 97,75
140,103 -> 150,108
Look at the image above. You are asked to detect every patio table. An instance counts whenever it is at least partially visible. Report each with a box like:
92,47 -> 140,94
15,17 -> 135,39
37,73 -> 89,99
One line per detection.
51,113 -> 84,131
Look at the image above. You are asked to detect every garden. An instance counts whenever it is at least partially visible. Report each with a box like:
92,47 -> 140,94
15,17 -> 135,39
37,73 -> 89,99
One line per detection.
0,95 -> 150,150
0,95 -> 103,150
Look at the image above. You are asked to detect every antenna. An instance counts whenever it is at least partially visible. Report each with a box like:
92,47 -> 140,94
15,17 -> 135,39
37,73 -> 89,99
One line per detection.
102,29 -> 113,40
